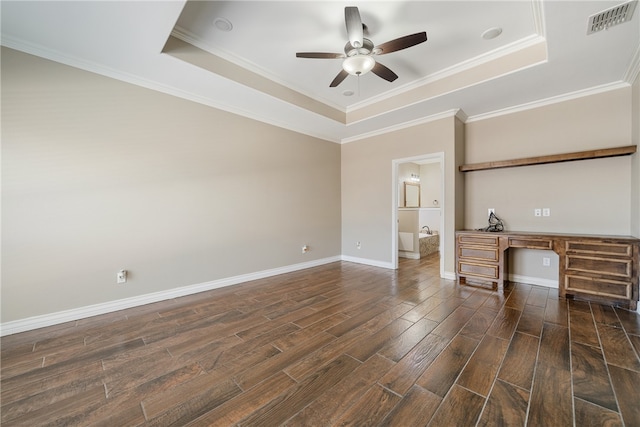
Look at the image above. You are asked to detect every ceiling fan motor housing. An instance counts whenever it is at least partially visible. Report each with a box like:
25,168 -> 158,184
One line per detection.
344,38 -> 374,56
295,6 -> 427,87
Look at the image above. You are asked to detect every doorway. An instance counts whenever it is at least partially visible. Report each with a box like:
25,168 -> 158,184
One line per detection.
391,152 -> 445,278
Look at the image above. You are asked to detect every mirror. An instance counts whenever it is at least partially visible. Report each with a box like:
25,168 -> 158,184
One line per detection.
404,182 -> 420,207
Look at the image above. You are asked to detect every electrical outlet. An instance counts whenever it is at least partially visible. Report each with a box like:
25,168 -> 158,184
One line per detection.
534,208 -> 542,217
356,241 -> 361,249
302,245 -> 309,254
543,208 -> 550,217
543,257 -> 550,267
488,208 -> 495,217
117,269 -> 127,284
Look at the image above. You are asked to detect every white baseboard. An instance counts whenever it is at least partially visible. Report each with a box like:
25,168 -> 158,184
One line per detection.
508,274 -> 559,289
443,272 -> 457,281
1,255 -> 525,336
399,251 -> 421,260
340,255 -> 395,269
0,256 -> 342,337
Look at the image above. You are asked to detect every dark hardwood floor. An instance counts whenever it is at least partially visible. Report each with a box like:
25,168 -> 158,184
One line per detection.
2,254 -> 640,426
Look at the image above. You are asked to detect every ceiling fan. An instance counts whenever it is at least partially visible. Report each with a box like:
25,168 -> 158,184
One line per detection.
296,6 -> 427,87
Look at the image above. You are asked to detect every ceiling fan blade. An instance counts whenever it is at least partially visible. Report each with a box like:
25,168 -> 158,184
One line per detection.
345,7 -> 364,48
375,32 -> 427,55
330,69 -> 349,87
371,62 -> 398,82
296,52 -> 345,59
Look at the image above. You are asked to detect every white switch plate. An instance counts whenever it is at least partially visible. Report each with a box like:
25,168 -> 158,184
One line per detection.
534,208 -> 542,217
543,257 -> 550,267
543,208 -> 550,217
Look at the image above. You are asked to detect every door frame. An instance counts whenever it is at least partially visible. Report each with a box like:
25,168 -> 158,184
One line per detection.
391,152 -> 445,278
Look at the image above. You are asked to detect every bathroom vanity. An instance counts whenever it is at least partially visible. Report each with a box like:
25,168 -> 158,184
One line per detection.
455,230 -> 640,309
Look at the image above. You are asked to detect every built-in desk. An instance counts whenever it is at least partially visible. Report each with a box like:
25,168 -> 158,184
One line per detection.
455,230 -> 640,310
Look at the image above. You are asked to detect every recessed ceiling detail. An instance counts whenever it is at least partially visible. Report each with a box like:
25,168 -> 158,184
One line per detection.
172,1 -> 542,111
1,1 -> 637,144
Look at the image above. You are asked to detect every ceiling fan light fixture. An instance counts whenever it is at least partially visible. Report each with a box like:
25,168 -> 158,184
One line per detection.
342,55 -> 375,76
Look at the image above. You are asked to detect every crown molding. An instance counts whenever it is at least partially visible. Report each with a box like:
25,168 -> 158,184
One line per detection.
341,109 -> 462,144
2,31 -> 633,146
341,79 -> 629,140
171,27 -> 348,114
624,44 -> 640,84
466,81 -> 630,123
346,34 -> 546,114
1,36 -> 341,144
532,0 -> 546,37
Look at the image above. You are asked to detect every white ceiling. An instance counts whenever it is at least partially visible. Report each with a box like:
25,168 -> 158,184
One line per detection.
2,1 -> 639,143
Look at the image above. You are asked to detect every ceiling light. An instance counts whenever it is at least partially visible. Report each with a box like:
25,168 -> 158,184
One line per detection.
213,17 -> 233,32
342,55 -> 375,76
481,27 -> 502,40
342,90 -> 355,97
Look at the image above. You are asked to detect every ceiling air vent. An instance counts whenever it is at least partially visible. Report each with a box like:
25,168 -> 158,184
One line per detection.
587,1 -> 637,34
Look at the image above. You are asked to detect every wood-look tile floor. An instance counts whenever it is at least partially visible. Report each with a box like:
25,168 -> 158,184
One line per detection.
2,255 -> 640,426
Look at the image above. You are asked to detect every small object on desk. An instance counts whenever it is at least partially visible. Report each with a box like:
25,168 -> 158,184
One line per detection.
477,211 -> 504,232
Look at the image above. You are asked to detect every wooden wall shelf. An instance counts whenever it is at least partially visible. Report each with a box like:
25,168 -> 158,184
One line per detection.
459,145 -> 636,172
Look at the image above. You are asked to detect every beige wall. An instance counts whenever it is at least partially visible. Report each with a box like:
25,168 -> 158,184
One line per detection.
341,115 -> 464,275
1,48 -> 342,323
465,87 -> 634,282
420,162 -> 442,207
632,73 -> 639,238
2,46 -> 637,327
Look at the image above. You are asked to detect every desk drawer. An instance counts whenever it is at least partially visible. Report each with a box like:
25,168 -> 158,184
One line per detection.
566,241 -> 632,257
458,245 -> 499,262
565,255 -> 632,279
509,237 -> 553,250
458,235 -> 499,247
565,275 -> 631,300
458,261 -> 499,280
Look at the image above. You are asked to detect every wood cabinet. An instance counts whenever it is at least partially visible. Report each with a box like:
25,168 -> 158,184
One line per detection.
456,233 -> 504,288
456,230 -> 640,310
